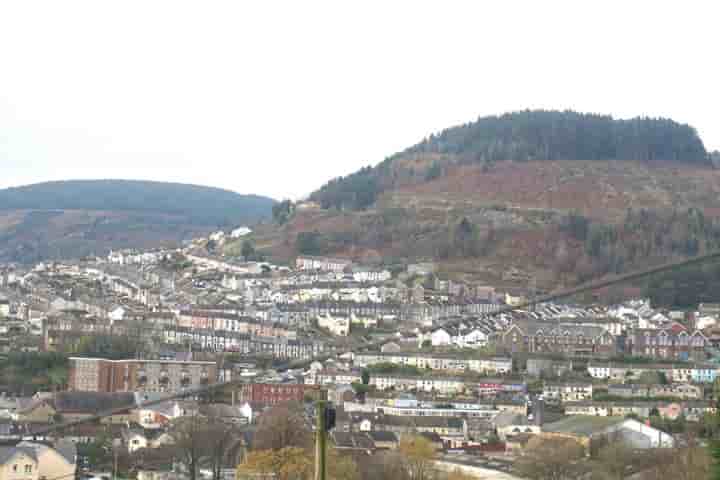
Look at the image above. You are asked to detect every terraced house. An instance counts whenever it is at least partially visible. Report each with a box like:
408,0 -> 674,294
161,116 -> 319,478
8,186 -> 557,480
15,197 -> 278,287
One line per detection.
542,382 -> 593,404
587,362 -> 673,381
626,328 -> 708,361
500,320 -> 618,356
354,352 -> 512,374
352,413 -> 467,440
369,374 -> 466,395
587,361 -> 718,383
607,383 -> 702,400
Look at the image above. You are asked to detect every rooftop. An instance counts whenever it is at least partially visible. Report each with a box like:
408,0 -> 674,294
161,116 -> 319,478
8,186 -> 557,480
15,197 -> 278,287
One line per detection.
542,415 -> 624,436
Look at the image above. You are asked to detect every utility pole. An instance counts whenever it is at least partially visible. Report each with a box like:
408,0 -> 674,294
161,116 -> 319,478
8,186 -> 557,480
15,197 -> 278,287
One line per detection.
529,276 -> 537,312
315,400 -> 327,480
113,448 -> 118,480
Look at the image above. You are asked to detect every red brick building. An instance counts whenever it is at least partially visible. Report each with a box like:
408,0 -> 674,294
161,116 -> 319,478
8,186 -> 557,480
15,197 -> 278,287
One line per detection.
237,383 -> 320,405
68,357 -> 217,393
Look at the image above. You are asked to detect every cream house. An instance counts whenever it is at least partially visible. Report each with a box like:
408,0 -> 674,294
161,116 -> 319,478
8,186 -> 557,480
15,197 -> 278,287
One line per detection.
0,442 -> 75,480
0,447 -> 38,480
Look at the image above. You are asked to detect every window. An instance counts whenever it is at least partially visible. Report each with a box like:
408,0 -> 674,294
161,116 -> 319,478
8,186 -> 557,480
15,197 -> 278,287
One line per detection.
25,465 -> 33,473
13,465 -> 18,472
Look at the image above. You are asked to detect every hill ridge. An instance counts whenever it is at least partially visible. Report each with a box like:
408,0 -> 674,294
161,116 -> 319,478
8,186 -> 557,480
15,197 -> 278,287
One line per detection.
0,179 -> 275,224
0,179 -> 275,263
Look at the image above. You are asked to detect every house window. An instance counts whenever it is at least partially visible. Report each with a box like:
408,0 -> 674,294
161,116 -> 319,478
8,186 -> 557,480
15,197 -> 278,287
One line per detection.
25,465 -> 33,473
13,465 -> 18,472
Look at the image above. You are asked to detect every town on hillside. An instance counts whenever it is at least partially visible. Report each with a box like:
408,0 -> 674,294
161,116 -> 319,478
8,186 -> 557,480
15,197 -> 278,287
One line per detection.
1,229 -> 719,480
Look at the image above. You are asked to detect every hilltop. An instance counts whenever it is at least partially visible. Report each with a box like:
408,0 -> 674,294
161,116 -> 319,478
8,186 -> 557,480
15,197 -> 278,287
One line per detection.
253,111 -> 720,294
0,180 -> 275,263
310,111 -> 709,211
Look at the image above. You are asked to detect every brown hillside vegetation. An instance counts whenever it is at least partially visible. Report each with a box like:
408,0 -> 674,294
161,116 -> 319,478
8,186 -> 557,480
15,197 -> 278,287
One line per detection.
390,160 -> 720,221
256,159 -> 720,292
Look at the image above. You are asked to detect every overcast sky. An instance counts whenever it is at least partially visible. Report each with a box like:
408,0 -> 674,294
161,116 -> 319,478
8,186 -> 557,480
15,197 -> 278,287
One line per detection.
1,1 -> 718,200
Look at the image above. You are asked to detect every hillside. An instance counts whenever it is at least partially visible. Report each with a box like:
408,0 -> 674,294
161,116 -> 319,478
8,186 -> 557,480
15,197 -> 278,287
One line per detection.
255,111 -> 720,294
310,111 -> 709,211
0,180 -> 275,263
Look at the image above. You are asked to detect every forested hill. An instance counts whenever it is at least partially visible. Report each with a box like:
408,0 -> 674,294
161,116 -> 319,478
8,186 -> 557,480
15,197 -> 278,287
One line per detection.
310,110 -> 710,211
0,180 -> 275,225
0,180 -> 275,263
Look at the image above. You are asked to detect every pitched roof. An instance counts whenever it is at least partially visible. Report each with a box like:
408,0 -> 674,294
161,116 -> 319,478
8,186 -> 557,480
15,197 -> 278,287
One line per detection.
542,416 -> 625,436
16,441 -> 74,466
54,392 -> 135,414
510,319 -> 608,338
331,432 -> 375,450
0,445 -> 36,464
52,439 -> 77,464
366,431 -> 398,443
371,415 -> 464,429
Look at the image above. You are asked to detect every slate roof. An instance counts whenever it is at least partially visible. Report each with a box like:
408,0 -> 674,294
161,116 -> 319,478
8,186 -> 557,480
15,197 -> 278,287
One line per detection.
542,416 -> 625,436
510,319 -> 607,338
491,411 -> 527,428
331,432 -> 375,450
54,392 -> 135,414
366,431 -> 398,443
362,414 -> 463,430
16,441 -> 75,466
52,439 -> 77,464
0,445 -> 36,464
419,431 -> 442,443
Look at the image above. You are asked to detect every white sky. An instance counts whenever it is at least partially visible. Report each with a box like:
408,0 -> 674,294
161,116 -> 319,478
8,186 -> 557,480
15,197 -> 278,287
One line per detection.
1,1 -> 718,201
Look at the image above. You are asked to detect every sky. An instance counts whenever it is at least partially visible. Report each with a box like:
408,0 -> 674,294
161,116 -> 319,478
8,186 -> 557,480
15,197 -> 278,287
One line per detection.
1,1 -> 719,201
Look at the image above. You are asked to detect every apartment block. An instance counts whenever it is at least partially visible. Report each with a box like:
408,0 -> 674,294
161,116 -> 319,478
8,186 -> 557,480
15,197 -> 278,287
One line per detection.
68,357 -> 217,393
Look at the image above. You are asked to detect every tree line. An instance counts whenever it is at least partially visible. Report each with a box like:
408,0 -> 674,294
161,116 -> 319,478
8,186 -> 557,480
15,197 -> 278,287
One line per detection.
411,110 -> 708,164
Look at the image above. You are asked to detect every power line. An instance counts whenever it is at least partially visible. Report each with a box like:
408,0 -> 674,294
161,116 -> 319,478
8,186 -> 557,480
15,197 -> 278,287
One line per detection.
31,250 -> 720,437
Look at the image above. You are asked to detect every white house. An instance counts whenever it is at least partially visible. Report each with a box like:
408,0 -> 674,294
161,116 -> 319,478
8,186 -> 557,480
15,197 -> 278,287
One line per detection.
108,305 -> 126,322
430,328 -> 452,346
352,268 -> 392,283
133,393 -> 184,429
317,313 -> 350,336
231,227 -> 252,238
124,431 -> 148,453
209,231 -> 225,242
696,315 -> 718,330
0,299 -> 10,317
455,328 -> 489,348
239,402 -> 253,423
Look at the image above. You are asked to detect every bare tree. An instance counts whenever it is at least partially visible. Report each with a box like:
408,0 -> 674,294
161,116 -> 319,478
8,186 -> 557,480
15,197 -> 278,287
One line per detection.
515,436 -> 585,480
170,412 -> 244,480
170,414 -> 212,480
253,402 -> 311,451
638,434 -> 710,480
592,436 -> 637,480
207,417 -> 245,480
398,435 -> 436,480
